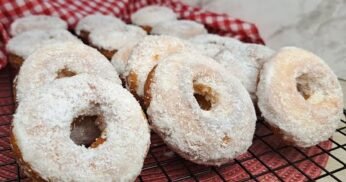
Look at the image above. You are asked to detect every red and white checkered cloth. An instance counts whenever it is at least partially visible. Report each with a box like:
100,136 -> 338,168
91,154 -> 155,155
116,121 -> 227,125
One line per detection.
0,0 -> 264,70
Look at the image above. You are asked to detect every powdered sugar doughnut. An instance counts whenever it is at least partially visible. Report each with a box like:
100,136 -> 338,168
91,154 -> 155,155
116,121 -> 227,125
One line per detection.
151,20 -> 207,39
215,44 -> 275,101
75,14 -> 126,43
125,35 -> 194,101
89,25 -> 146,59
190,34 -> 275,101
6,29 -> 80,72
145,52 -> 256,165
15,42 -> 121,102
131,5 -> 177,33
12,74 -> 150,181
257,47 -> 344,147
189,34 -> 243,58
10,15 -> 67,36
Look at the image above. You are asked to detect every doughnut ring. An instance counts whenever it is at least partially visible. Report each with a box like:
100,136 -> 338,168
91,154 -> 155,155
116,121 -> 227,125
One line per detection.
145,52 -> 256,165
151,20 -> 207,39
15,42 -> 121,102
189,34 -> 243,58
257,47 -> 344,147
75,14 -> 126,43
125,35 -> 194,102
190,34 -> 275,101
10,15 -> 67,36
6,29 -> 80,72
131,5 -> 177,33
89,25 -> 146,60
11,74 -> 150,181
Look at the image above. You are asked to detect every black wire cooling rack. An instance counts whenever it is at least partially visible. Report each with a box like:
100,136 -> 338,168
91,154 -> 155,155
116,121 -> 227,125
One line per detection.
0,67 -> 345,182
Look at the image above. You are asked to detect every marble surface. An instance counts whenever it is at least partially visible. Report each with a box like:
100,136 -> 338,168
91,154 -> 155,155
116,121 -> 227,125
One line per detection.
182,0 -> 346,80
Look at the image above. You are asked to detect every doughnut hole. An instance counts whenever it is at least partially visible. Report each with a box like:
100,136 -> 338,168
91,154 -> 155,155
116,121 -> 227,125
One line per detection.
70,114 -> 106,148
296,73 -> 325,103
193,83 -> 218,111
56,68 -> 76,79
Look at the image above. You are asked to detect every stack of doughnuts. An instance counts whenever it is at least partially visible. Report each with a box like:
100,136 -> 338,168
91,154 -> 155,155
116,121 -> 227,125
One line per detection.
8,5 -> 344,181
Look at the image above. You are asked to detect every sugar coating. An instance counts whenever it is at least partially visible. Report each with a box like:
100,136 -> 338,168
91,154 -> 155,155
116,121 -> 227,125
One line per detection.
190,34 -> 275,101
244,43 -> 276,67
16,42 -> 121,102
10,15 -> 67,36
189,34 -> 243,58
125,35 -> 197,97
75,14 -> 126,35
13,74 -> 150,181
89,25 -> 146,51
151,20 -> 207,39
131,5 -> 177,27
6,29 -> 80,59
257,47 -> 344,147
111,41 -> 139,77
147,52 -> 256,166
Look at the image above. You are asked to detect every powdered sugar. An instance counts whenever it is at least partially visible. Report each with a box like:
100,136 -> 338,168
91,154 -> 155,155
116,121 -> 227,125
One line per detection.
10,15 -> 67,36
151,20 -> 207,39
131,5 -> 177,27
13,74 -> 150,181
89,25 -> 146,51
6,29 -> 80,59
190,34 -> 275,101
75,14 -> 126,35
16,42 -> 121,102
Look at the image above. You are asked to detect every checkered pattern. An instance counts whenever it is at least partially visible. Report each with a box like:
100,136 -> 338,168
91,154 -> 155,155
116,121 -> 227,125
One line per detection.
0,0 -> 263,69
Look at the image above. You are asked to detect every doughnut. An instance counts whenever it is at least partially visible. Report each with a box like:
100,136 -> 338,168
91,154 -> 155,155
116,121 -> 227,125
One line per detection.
15,42 -> 121,102
189,34 -> 243,58
89,25 -> 146,59
151,20 -> 207,39
111,41 -> 139,84
244,43 -> 276,68
11,74 -> 150,181
6,29 -> 80,73
257,47 -> 344,147
125,35 -> 195,102
10,15 -> 67,36
145,52 -> 256,165
131,5 -> 177,33
190,34 -> 275,101
215,44 -> 275,101
75,14 -> 126,43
